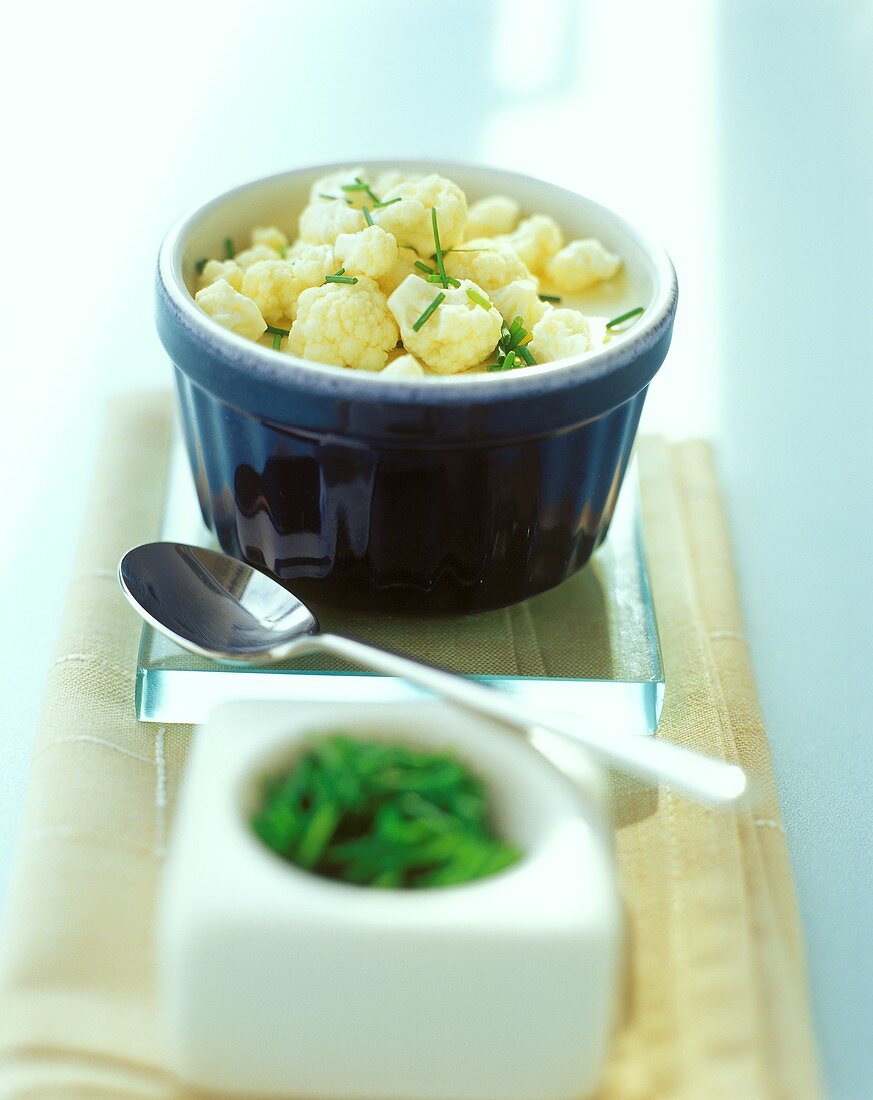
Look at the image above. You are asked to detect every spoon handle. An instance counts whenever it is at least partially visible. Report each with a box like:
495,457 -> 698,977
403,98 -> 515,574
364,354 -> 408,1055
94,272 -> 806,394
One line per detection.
311,633 -> 747,808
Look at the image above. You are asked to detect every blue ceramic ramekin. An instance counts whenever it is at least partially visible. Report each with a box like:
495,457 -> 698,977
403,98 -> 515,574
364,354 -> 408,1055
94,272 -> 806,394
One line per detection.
157,162 -> 677,614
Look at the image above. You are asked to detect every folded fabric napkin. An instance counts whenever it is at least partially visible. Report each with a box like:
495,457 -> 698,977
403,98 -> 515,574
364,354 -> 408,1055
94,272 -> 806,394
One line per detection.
0,392 -> 821,1098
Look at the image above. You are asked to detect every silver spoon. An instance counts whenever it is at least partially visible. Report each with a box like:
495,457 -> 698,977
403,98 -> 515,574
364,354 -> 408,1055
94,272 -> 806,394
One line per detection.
118,542 -> 747,808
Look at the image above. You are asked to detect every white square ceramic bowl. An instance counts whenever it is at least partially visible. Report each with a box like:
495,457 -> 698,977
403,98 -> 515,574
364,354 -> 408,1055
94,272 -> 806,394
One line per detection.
158,700 -> 621,1100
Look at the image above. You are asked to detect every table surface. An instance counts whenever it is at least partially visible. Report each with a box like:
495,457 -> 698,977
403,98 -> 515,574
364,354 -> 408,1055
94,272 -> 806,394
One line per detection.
1,2 -> 871,1096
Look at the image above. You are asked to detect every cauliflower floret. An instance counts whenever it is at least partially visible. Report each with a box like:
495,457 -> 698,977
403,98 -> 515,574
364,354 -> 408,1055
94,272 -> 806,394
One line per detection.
489,279 -> 551,332
240,260 -> 299,326
290,243 -> 337,288
527,307 -> 595,364
381,353 -> 425,379
240,246 -> 337,325
234,244 -> 281,270
503,214 -> 563,274
377,245 -> 422,295
373,169 -> 414,196
251,225 -> 289,252
287,276 -> 398,372
299,199 -> 367,245
195,278 -> 267,342
308,167 -> 372,209
546,238 -> 621,293
387,275 -> 502,375
444,238 -> 532,291
464,195 -> 521,239
198,259 -> 243,292
334,224 -> 398,280
375,174 -> 468,254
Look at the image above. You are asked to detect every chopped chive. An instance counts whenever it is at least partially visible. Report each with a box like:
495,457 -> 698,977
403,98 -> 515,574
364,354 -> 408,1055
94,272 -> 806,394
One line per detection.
466,287 -> 492,310
502,350 -> 518,370
224,237 -> 234,260
363,206 -> 374,226
272,332 -> 283,350
319,192 -> 340,200
342,177 -> 380,204
414,259 -> 436,275
279,245 -> 288,259
373,196 -> 402,209
412,291 -> 446,331
606,306 -> 644,330
325,267 -> 359,285
266,324 -> 290,336
431,207 -> 449,289
427,272 -> 461,287
195,257 -> 208,275
539,293 -> 561,303
517,345 -> 536,366
508,316 -> 525,346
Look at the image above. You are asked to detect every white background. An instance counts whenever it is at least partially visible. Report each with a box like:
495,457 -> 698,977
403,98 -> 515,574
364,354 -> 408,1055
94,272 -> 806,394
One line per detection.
0,2 -> 871,1094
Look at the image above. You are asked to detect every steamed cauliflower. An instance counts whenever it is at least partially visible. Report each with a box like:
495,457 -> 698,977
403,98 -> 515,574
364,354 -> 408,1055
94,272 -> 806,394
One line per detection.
198,259 -> 243,292
240,244 -> 337,325
234,244 -> 281,270
375,174 -> 468,254
376,245 -> 421,295
334,225 -> 398,280
489,279 -> 551,332
289,243 -> 337,290
546,239 -> 621,293
308,167 -> 372,209
465,195 -> 520,239
240,260 -> 299,326
381,353 -> 425,378
195,278 -> 267,342
503,214 -> 563,273
527,308 -> 596,363
299,199 -> 367,244
387,275 -> 502,375
444,238 -> 532,291
251,225 -> 289,253
287,277 -> 398,372
192,165 -> 635,373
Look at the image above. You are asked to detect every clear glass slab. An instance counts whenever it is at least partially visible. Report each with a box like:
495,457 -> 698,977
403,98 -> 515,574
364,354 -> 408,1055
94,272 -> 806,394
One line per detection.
136,430 -> 664,734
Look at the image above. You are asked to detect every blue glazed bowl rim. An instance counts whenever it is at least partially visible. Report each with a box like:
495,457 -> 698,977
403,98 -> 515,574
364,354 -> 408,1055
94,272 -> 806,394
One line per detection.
158,159 -> 678,408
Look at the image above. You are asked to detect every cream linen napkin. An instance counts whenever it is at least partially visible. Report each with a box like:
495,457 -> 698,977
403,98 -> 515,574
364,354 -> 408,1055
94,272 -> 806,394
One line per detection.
0,392 -> 822,1099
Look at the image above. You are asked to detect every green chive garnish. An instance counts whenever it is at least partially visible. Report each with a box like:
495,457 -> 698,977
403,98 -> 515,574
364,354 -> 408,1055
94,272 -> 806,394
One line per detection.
412,291 -> 445,331
195,257 -> 208,275
539,293 -> 561,303
266,324 -> 290,337
363,206 -> 374,227
374,196 -> 402,209
251,734 -> 522,889
224,237 -> 234,260
427,272 -> 461,288
341,177 -> 380,204
490,317 -> 533,371
431,208 -> 449,289
414,260 -> 436,275
272,332 -> 283,350
466,287 -> 492,310
325,267 -> 358,285
319,193 -> 340,201
606,306 -> 644,330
